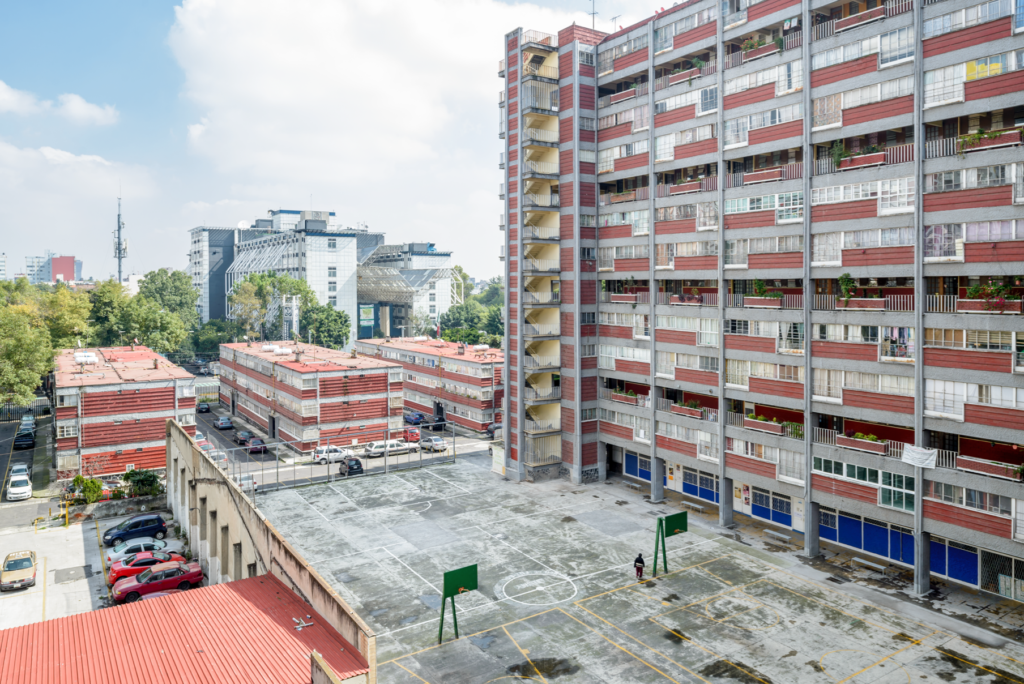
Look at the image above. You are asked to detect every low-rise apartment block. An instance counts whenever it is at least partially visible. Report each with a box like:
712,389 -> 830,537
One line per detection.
356,338 -> 504,432
52,346 -> 197,476
218,342 -> 404,452
500,4 -> 1024,600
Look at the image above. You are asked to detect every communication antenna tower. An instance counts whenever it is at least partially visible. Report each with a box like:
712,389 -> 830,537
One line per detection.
113,197 -> 128,283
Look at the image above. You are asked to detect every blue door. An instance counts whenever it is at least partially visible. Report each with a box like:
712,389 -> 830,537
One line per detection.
751,489 -> 771,521
637,454 -> 651,481
948,545 -> 979,586
838,514 -> 863,549
889,528 -> 914,565
698,472 -> 719,503
683,469 -> 699,497
771,495 -> 792,527
863,522 -> 888,558
819,508 -> 838,542
625,453 -> 638,478
930,540 -> 947,576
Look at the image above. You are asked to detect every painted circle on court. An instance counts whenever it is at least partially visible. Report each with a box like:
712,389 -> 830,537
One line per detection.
496,570 -> 578,606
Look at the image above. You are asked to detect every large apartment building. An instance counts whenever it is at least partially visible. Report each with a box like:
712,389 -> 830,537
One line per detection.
52,346 -> 197,476
356,337 -> 504,432
218,342 -> 404,453
500,5 -> 1024,599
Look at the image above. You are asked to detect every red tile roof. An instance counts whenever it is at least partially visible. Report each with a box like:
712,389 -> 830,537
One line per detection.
54,346 -> 194,388
0,575 -> 369,684
360,337 -> 505,363
222,341 -> 400,374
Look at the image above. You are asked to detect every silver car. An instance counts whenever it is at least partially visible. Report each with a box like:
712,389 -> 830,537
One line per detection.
420,436 -> 448,452
105,538 -> 177,565
313,445 -> 353,465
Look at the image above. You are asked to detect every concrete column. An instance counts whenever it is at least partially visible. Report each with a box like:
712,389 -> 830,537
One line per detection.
598,441 -> 609,481
804,500 -> 820,558
650,457 -> 665,503
718,476 -> 734,527
915,529 -> 931,594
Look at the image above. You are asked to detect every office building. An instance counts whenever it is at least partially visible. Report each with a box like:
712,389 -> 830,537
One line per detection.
218,341 -> 403,453
356,337 -> 504,432
52,346 -> 197,476
356,242 -> 455,338
0,253 -> 7,281
499,7 -> 1024,599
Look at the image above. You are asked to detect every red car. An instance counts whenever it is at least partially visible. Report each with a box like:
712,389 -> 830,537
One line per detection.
403,427 -> 420,442
112,561 -> 203,603
244,437 -> 268,454
108,551 -> 187,585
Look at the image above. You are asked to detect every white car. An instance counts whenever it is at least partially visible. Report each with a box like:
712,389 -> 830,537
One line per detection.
420,436 -> 448,452
363,440 -> 418,458
10,464 -> 29,479
105,538 -> 179,565
6,477 -> 32,502
19,414 -> 36,429
208,450 -> 229,469
194,431 -> 205,442
312,445 -> 353,465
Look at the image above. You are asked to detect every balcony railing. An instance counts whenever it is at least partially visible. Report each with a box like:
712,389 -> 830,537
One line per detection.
521,30 -> 556,46
523,64 -> 558,79
521,290 -> 560,304
813,383 -> 842,400
523,258 -> 559,272
524,127 -> 559,144
498,182 -> 505,199
524,418 -> 560,433
885,294 -> 914,311
885,143 -> 914,165
523,224 -> 559,240
880,344 -> 914,362
523,440 -> 562,467
524,385 -> 561,401
812,427 -> 837,446
524,160 -> 558,175
599,187 -> 650,206
523,322 -> 560,336
524,193 -> 560,207
658,291 -> 719,306
523,354 -> 560,369
811,18 -> 836,41
926,295 -> 957,313
724,8 -> 747,27
599,291 -> 651,304
498,58 -> 506,73
726,163 -> 803,187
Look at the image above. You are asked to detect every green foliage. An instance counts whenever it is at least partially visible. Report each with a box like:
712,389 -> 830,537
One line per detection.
441,328 -> 481,345
194,319 -> 243,353
965,281 -> 1021,310
123,469 -> 162,497
88,279 -> 131,345
752,279 -> 767,297
114,296 -> 190,352
470,278 -> 504,308
0,306 -> 54,405
138,268 -> 200,334
830,140 -> 851,168
228,272 -> 318,341
439,300 -> 486,332
838,273 -> 857,302
72,475 -> 104,504
782,421 -> 804,439
684,399 -> 701,409
301,302 -> 351,349
483,305 -> 504,336
451,265 -> 474,302
42,284 -> 92,350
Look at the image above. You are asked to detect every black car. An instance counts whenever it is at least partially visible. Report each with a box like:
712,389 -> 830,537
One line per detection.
233,430 -> 255,444
102,514 -> 168,547
12,429 -> 35,450
338,458 -> 364,477
197,403 -> 210,413
486,422 -> 502,439
244,437 -> 268,454
430,417 -> 447,432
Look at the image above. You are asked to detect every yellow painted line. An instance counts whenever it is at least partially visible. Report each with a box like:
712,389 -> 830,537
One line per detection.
576,554 -> 733,605
95,524 -> 111,600
834,632 -> 936,684
41,557 -> 46,622
0,589 -> 43,601
700,564 -> 732,586
931,648 -> 1024,684
502,626 -> 548,684
760,580 -> 912,638
390,660 -> 431,683
555,608 -> 686,684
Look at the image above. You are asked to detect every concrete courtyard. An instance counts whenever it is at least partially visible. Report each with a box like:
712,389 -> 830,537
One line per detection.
256,457 -> 1024,683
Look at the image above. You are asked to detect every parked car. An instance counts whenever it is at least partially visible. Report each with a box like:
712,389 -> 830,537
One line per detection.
112,560 -> 204,603
403,427 -> 420,442
313,445 -> 352,465
6,476 -> 32,502
213,416 -> 233,430
102,514 -> 168,547
196,440 -> 215,452
338,457 -> 364,477
486,422 -> 502,439
244,437 -> 268,454
0,551 -> 37,591
137,589 -> 183,602
108,551 -> 188,585
19,414 -> 36,430
106,538 -> 174,565
194,431 -> 205,442
13,429 -> 35,450
430,416 -> 447,432
233,430 -> 255,444
197,403 -> 210,413
233,473 -> 257,492
404,412 -> 425,425
10,463 -> 30,479
363,439 -> 418,458
207,450 -> 229,469
421,436 -> 448,452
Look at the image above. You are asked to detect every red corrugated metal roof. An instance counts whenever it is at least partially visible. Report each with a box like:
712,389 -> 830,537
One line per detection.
0,575 -> 369,684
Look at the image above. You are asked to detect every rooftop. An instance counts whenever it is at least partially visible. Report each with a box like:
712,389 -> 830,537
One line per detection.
361,337 -> 505,363
223,341 -> 401,374
54,346 -> 194,388
0,574 -> 369,684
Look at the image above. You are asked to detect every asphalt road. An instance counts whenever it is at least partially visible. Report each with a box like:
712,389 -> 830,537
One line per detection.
0,421 -> 37,502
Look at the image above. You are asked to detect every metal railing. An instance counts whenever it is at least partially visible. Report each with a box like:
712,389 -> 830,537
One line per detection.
701,176 -> 718,192
498,58 -> 505,73
813,427 -> 837,446
781,294 -> 803,309
782,32 -> 803,51
884,294 -> 914,311
523,443 -> 562,467
524,64 -> 558,79
885,0 -> 913,16
524,127 -> 558,143
521,29 -> 556,46
523,258 -> 559,272
778,338 -> 805,353
924,138 -> 958,160
885,143 -> 914,165
725,411 -> 746,427
782,163 -> 803,180
499,91 -> 505,105
936,449 -> 957,469
524,354 -> 560,369
523,224 -> 559,240
814,294 -> 837,310
925,295 -> 957,313
498,182 -> 505,198
523,322 -> 560,336
811,19 -> 836,41
886,440 -> 907,459
724,51 -> 743,70
524,160 -> 557,175
521,290 -> 560,304
524,418 -> 560,433
880,344 -> 915,361
524,385 -> 561,401
524,193 -> 560,207
724,8 -> 747,27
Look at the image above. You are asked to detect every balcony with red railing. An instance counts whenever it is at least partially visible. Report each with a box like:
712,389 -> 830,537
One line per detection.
653,50 -> 718,91
924,110 -> 1024,161
598,280 -> 651,304
656,279 -> 720,308
812,278 -> 916,313
597,75 -> 650,108
723,150 -> 804,189
725,399 -> 805,441
656,390 -> 720,423
654,165 -> 719,198
812,129 -> 915,176
809,0 -> 912,42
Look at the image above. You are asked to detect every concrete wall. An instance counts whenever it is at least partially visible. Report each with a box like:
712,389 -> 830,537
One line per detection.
166,421 -> 377,683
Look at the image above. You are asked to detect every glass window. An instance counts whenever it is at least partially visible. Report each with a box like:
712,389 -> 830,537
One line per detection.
879,27 -> 914,65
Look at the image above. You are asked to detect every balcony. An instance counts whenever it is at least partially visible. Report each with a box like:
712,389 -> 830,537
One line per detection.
925,129 -> 1022,161
523,193 -> 560,208
521,30 -> 556,48
524,385 -> 561,402
523,435 -> 561,467
655,396 -> 719,423
725,163 -> 803,188
523,63 -> 558,81
657,291 -> 720,307
597,81 -> 650,109
810,0 -> 912,42
498,58 -> 505,76
813,143 -> 914,176
523,353 -> 560,370
522,225 -> 559,241
523,160 -> 558,177
522,290 -> 560,305
599,186 -> 650,206
524,418 -> 560,434
812,294 -> 915,312
499,245 -> 505,262
498,182 -> 505,200
523,127 -> 559,145
600,387 -> 653,409
523,322 -> 560,337
522,257 -> 559,273
724,31 -> 802,70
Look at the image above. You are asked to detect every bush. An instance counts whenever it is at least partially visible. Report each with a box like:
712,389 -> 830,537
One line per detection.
684,399 -> 701,409
123,469 -> 163,497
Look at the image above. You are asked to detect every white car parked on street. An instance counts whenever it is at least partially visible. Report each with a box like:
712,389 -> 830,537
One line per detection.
105,538 -> 181,565
6,477 -> 32,502
312,445 -> 354,465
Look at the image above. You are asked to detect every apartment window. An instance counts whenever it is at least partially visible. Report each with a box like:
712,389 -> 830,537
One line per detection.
925,328 -> 963,347
429,293 -> 436,302
581,408 -> 597,421
966,52 -> 1008,81
430,305 -> 436,314
57,394 -> 78,407
328,281 -> 337,292
966,220 -> 1013,242
581,312 -> 596,325
178,414 -> 196,426
879,27 -> 914,65
328,296 -> 337,307
924,64 -> 965,105
328,238 -> 337,249
967,330 -> 1013,351
579,117 -> 596,131
581,247 -> 596,260
581,344 -> 596,357
925,379 -> 965,415
879,178 -> 914,212
57,425 -> 78,438
880,472 -> 915,511
327,267 -> 337,277
578,48 -> 595,66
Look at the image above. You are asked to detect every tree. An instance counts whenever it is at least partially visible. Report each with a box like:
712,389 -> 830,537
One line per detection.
72,475 -> 104,504
123,468 -> 162,497
0,307 -> 54,405
406,308 -> 436,337
42,284 -> 92,350
88,279 -> 131,346
115,296 -> 189,353
194,319 -> 243,353
438,300 -> 486,332
229,280 -> 263,340
138,268 -> 200,334
441,328 -> 481,345
451,265 -> 474,303
301,302 -> 351,349
470,277 -> 504,308
483,304 -> 504,336
228,272 -> 318,341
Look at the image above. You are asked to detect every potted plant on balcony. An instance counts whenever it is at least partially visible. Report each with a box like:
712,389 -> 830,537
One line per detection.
959,282 -> 1023,313
741,37 -> 766,52
837,430 -> 887,454
744,413 -> 784,434
774,36 -> 785,52
782,421 -> 804,439
830,140 -> 852,169
612,389 -> 638,404
672,399 -> 703,418
744,280 -> 785,308
956,128 -> 1019,158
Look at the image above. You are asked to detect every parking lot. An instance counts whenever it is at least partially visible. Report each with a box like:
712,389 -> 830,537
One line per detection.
0,510 -> 183,630
255,456 -> 1024,684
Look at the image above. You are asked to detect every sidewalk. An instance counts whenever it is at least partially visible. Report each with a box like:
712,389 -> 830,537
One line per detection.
616,476 -> 1024,643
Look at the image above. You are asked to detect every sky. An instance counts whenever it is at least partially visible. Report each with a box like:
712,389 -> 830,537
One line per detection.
0,0 -> 645,283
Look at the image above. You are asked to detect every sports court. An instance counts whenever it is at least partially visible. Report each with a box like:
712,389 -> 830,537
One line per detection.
257,457 -> 1024,683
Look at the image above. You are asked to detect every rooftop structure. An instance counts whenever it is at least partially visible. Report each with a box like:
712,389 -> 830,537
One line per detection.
219,341 -> 403,451
0,574 -> 370,684
500,6 -> 1024,604
357,242 -> 456,338
52,346 -> 197,476
356,337 -> 504,432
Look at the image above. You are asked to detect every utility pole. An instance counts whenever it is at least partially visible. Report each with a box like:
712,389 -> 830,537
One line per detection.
588,0 -> 598,29
114,197 -> 128,284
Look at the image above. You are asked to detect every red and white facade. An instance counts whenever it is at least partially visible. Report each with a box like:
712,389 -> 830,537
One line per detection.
53,346 -> 197,476
218,342 -> 404,452
356,338 -> 504,432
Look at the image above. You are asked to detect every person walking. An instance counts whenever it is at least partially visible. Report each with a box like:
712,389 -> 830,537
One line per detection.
634,553 -> 645,580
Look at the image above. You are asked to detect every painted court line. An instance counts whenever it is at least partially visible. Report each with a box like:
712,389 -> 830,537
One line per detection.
384,548 -> 441,594
420,467 -> 471,493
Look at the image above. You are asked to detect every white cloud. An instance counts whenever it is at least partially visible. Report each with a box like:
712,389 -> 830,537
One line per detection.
0,80 -> 119,125
168,0 -> 638,277
55,93 -> 120,126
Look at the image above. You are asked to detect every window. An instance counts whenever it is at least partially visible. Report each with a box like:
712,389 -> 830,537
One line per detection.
879,27 -> 914,66
579,149 -> 596,164
811,182 -> 877,205
924,64 -> 965,105
581,408 -> 597,421
578,48 -> 595,66
657,205 -> 698,222
328,238 -> 337,249
923,224 -> 963,259
178,414 -> 196,426
57,394 -> 78,407
581,247 -> 596,260
879,177 -> 914,212
328,281 -> 337,292
581,344 -> 596,357
965,220 -> 1013,242
429,305 -> 436,314
327,267 -> 337,277
581,312 -> 596,325
966,330 -> 1013,351
966,52 -> 1008,81
880,472 -> 915,511
328,296 -> 337,307
429,293 -> 436,302
579,117 -> 596,131
925,379 -> 965,415
57,424 -> 78,438
925,328 -> 964,347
